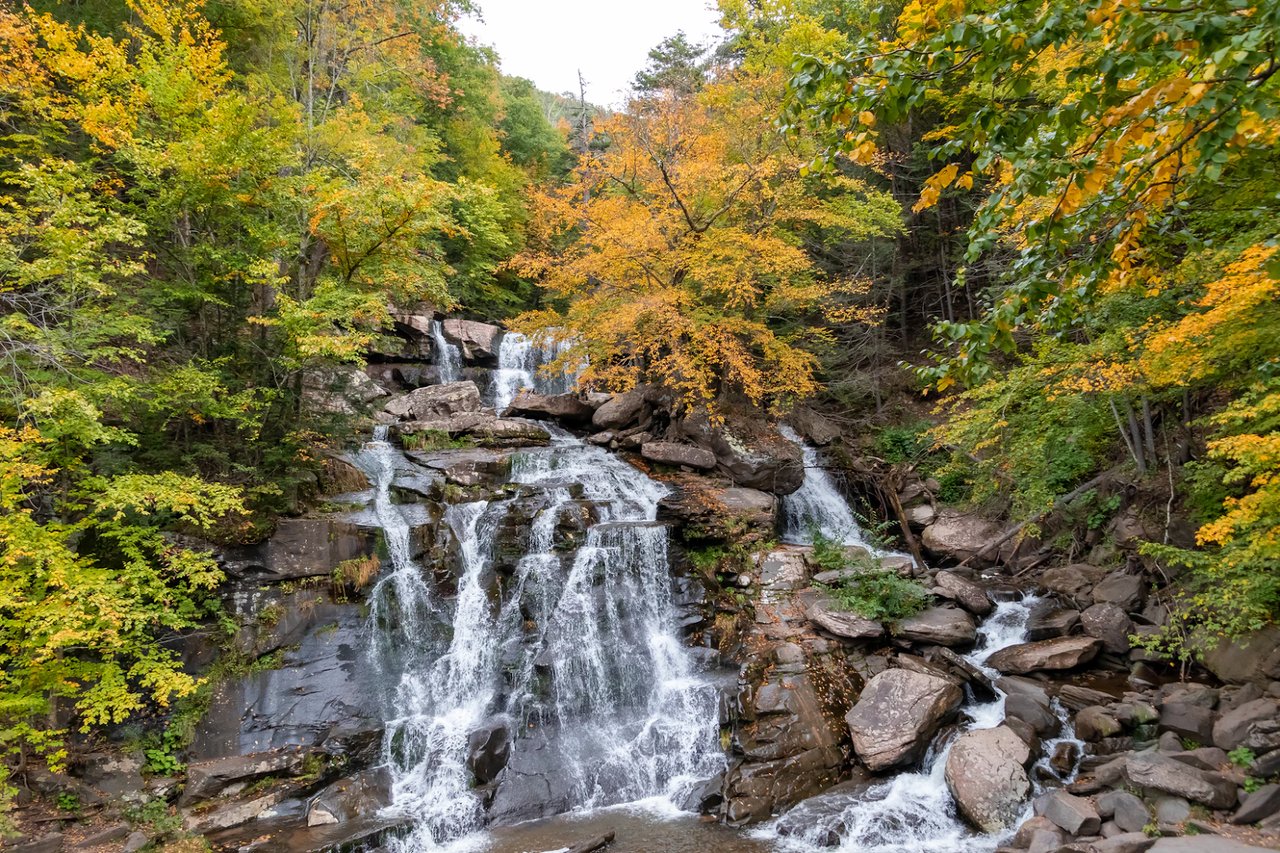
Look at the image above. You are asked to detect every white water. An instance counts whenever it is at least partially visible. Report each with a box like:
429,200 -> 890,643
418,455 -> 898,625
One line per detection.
430,319 -> 463,384
353,413 -> 721,851
777,424 -> 874,550
490,331 -> 581,412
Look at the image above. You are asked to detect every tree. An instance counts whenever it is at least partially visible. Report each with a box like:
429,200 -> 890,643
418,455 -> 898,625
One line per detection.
634,32 -> 711,96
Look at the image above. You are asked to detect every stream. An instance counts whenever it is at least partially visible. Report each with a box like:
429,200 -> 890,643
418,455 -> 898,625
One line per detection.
348,333 -> 1081,853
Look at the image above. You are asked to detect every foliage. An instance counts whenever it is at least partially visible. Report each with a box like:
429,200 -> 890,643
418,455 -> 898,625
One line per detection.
874,421 -> 935,464
1229,747 -> 1256,769
821,570 -> 930,621
634,32 -> 711,96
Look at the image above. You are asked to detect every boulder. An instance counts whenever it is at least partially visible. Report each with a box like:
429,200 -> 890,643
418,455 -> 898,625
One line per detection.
1149,840 -> 1277,852
1214,698 -> 1280,751
506,390 -> 595,424
468,418 -> 552,448
1082,603 -> 1134,654
906,504 -> 938,529
441,318 -> 502,363
798,590 -> 884,640
384,381 -> 482,420
592,389 -> 649,431
1090,833 -> 1157,853
787,407 -> 841,446
302,366 -> 387,416
641,441 -> 716,470
221,519 -> 378,583
712,430 -> 804,495
1097,789 -> 1151,834
1202,627 -> 1280,685
986,636 -> 1103,674
466,723 -> 511,786
845,669 -> 963,771
1160,702 -> 1216,745
1035,789 -> 1102,835
306,767 -> 392,826
1124,753 -> 1238,809
920,510 -> 1004,564
1093,573 -> 1146,611
1040,564 -> 1108,603
892,606 -> 977,647
1026,605 -> 1080,641
657,477 -> 776,545
1232,783 -> 1280,825
933,571 -> 994,617
945,725 -> 1032,832
1075,705 -> 1122,742
1005,691 -> 1061,737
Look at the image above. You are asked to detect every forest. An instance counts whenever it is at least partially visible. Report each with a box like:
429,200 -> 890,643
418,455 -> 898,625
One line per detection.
1,0 -> 1278,850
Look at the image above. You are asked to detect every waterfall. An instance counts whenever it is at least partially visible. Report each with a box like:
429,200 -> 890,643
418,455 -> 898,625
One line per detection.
490,330 -> 581,411
430,319 -> 462,384
352,408 -> 721,850
777,425 -> 873,549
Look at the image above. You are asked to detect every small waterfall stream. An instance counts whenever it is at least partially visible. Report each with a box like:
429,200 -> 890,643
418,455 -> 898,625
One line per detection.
430,320 -> 463,384
490,331 -> 581,411
778,424 -> 873,550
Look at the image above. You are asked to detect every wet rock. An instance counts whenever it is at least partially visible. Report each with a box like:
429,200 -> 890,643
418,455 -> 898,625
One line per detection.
1124,753 -> 1238,809
1097,790 -> 1150,833
712,429 -> 804,496
442,319 -> 502,364
641,441 -> 716,470
306,767 -> 392,826
1213,698 -> 1279,751
658,478 -> 777,545
506,390 -> 595,424
945,725 -> 1032,832
892,606 -> 977,648
1082,603 -> 1134,654
1005,691 -> 1061,737
467,418 -> 552,448
1026,603 -> 1080,641
1051,741 -> 1081,777
591,388 -> 649,431
1035,789 -> 1101,835
920,510 -> 1003,564
184,791 -> 287,834
986,636 -> 1103,674
845,669 -> 963,771
1093,573 -> 1146,611
933,571 -> 994,617
1076,706 -> 1123,742
1160,702 -> 1216,745
467,723 -> 511,785
411,448 -> 509,487
221,519 -> 378,583
787,407 -> 841,446
302,366 -> 388,416
182,748 -> 310,804
385,381 -> 483,420
798,589 -> 883,640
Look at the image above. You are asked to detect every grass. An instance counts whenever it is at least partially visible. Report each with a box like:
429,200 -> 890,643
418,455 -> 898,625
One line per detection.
401,429 -> 473,452
820,570 -> 931,621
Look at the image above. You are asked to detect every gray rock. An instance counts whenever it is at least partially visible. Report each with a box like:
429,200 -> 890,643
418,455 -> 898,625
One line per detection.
708,426 -> 804,495
1026,604 -> 1080,641
986,636 -> 1103,674
1005,692 -> 1061,737
907,503 -> 938,528
384,381 -> 482,420
893,606 -> 977,647
1035,789 -> 1102,835
1125,753 -> 1238,809
467,723 -> 511,785
73,824 -> 130,849
221,518 -> 378,583
1149,839 -> 1277,852
945,725 -> 1032,831
302,366 -> 387,416
1202,627 -> 1280,685
920,510 -> 1004,564
467,418 -> 552,448
1160,701 -> 1216,744
1153,795 -> 1191,824
1093,573 -> 1146,611
1082,603 -> 1134,654
591,388 -> 649,430
1076,705 -> 1122,742
1171,746 -> 1228,772
1090,835 -> 1156,853
1231,783 -> 1280,825
10,835 -> 64,853
787,407 -> 841,446
442,318 -> 502,363
641,441 -> 716,470
182,748 -> 309,804
122,832 -> 149,853
933,571 -> 994,616
1097,790 -> 1150,833
799,590 -> 884,640
1213,698 -> 1279,751
845,669 -> 963,771
1041,564 -> 1108,603
306,767 -> 392,825
506,390 -> 595,423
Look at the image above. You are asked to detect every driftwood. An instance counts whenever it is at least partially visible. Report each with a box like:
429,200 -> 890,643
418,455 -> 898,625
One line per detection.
957,471 -> 1112,568
884,465 -> 928,569
566,831 -> 616,853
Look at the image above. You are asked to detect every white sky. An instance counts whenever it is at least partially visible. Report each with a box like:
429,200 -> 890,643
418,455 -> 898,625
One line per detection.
458,1 -> 724,107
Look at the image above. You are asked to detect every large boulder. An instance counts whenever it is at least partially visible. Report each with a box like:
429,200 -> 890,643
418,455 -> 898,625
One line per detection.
1093,572 -> 1146,611
676,409 -> 804,495
1124,753 -> 1238,809
933,571 -> 993,617
467,723 -> 511,785
467,418 -> 552,448
1202,626 -> 1280,685
1082,602 -> 1134,654
384,381 -> 482,420
181,749 -> 310,805
1035,789 -> 1101,836
441,318 -> 502,364
221,519 -> 378,583
305,767 -> 393,826
592,388 -> 649,431
798,590 -> 884,640
641,441 -> 716,471
844,669 -> 963,771
1213,698 -> 1280,751
892,606 -> 977,647
658,477 -> 776,544
506,390 -> 595,424
786,407 -> 842,446
945,725 -> 1032,832
920,510 -> 1004,564
302,366 -> 388,416
986,636 -> 1103,675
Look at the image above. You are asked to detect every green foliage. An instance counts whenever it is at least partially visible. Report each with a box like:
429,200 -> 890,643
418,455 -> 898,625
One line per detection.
401,430 -> 474,452
822,570 -> 930,622
1229,747 -> 1257,769
874,421 -> 934,464
1244,776 -> 1264,795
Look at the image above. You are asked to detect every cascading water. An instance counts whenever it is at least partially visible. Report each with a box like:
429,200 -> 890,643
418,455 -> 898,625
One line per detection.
353,392 -> 721,851
430,320 -> 463,384
777,424 -> 873,550
490,331 -> 581,411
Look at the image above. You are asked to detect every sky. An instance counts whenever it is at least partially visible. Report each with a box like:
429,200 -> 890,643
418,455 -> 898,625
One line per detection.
457,0 -> 724,107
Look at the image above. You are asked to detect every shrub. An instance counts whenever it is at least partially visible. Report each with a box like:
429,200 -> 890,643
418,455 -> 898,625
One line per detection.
821,570 -> 931,621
